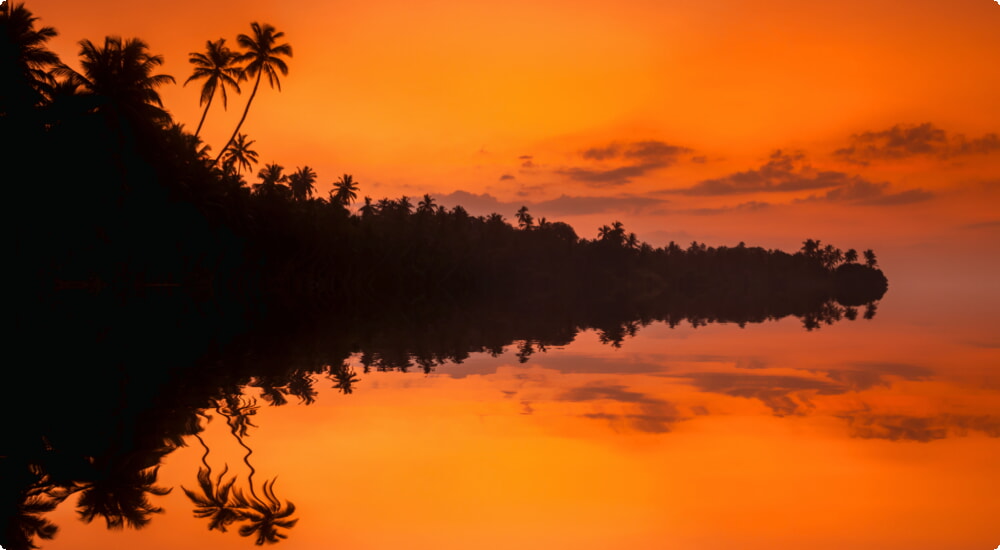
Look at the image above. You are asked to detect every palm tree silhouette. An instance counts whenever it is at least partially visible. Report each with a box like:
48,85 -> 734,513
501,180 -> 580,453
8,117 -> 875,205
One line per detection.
253,162 -> 287,198
0,2 -> 61,113
75,461 -> 172,530
56,36 -> 175,126
184,38 -> 242,137
213,22 -> 292,165
516,206 -> 533,229
235,478 -> 298,545
331,173 -> 360,206
221,132 -> 259,174
287,165 -> 317,201
182,465 -> 245,532
417,193 -> 436,214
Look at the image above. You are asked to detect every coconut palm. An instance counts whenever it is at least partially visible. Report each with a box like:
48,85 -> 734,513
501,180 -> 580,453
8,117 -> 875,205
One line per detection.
214,22 -> 291,165
75,463 -> 172,530
286,165 -> 316,201
56,36 -> 175,126
515,206 -> 533,229
235,479 -> 298,545
182,466 -> 245,533
331,173 -> 359,206
0,2 -> 61,113
252,162 -> 286,197
184,38 -> 241,137
417,193 -> 436,214
221,133 -> 258,174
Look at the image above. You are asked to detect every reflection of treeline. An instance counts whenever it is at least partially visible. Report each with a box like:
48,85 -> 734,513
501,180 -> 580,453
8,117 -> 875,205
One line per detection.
3,277 -> 877,548
5,5 -> 887,310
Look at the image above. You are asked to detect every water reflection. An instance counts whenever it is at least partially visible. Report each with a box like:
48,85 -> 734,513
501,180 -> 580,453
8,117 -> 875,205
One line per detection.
4,289 -> 999,550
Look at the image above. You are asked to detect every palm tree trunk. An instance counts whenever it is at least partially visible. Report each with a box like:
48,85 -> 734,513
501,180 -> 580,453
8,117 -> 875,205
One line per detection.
193,93 -> 213,137
213,71 -> 261,166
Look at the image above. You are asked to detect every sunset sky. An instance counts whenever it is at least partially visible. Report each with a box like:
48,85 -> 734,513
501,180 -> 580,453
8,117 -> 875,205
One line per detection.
25,0 -> 1000,288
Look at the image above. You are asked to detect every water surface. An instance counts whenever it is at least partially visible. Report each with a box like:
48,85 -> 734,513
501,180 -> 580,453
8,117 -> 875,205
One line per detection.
26,284 -> 1000,549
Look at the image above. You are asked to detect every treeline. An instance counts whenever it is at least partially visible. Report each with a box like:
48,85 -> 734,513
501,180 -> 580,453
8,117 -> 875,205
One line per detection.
4,4 -> 886,311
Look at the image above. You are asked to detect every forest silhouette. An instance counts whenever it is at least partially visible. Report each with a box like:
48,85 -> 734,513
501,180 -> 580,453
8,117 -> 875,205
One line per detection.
3,4 -> 889,548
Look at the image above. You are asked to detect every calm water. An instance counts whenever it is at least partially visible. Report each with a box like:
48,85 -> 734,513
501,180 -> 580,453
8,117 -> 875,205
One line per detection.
25,283 -> 1000,549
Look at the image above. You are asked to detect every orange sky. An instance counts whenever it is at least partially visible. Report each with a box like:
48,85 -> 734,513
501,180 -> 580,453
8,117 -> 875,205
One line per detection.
23,0 -> 1000,287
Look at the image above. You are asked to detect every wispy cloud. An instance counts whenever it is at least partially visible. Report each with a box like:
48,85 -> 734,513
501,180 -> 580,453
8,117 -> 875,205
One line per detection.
834,122 -> 1000,164
671,150 -> 855,196
558,382 -> 684,433
559,140 -> 693,186
798,180 -> 933,206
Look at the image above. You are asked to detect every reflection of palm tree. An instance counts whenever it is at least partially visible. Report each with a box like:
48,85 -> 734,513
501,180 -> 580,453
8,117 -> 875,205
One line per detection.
328,363 -> 359,394
236,479 -> 298,546
184,38 -> 242,137
183,466 -> 245,532
8,491 -> 63,549
214,22 -> 292,165
75,462 -> 172,530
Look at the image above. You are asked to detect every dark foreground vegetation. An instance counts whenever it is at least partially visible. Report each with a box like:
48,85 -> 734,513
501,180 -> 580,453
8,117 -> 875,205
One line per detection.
4,3 -> 886,316
3,4 -> 888,549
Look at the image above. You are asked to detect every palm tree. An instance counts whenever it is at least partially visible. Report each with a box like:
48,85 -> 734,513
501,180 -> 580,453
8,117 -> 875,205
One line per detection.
417,193 -> 436,214
56,36 -> 175,126
221,133 -> 258,174
253,162 -> 286,197
331,173 -> 359,206
213,22 -> 291,165
75,463 -> 172,530
184,38 -> 241,137
358,196 -> 375,218
515,206 -> 533,229
287,165 -> 316,201
0,2 -> 61,114
863,249 -> 878,268
182,466 -> 245,532
235,479 -> 298,545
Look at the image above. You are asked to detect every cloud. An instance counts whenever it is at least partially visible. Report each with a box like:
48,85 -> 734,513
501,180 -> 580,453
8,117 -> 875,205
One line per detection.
834,123 -> 1000,164
823,362 -> 932,392
562,140 -> 693,186
672,150 -> 856,196
962,219 -> 1000,231
683,201 -> 771,215
837,414 -> 1000,442
798,180 -> 934,206
556,163 -> 665,186
533,194 -> 667,216
499,173 -> 515,181
674,371 -> 845,416
558,382 -> 684,433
